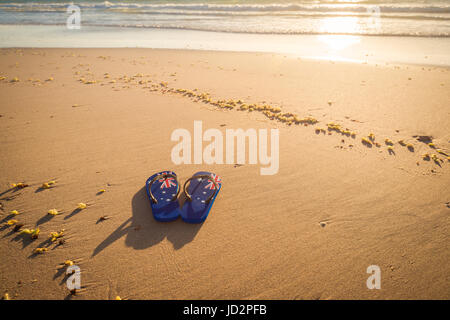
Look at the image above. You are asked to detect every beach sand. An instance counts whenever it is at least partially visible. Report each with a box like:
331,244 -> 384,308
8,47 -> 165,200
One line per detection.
0,48 -> 449,300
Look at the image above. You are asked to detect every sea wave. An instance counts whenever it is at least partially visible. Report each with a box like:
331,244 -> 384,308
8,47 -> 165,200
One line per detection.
0,1 -> 449,37
1,21 -> 448,37
0,2 -> 449,15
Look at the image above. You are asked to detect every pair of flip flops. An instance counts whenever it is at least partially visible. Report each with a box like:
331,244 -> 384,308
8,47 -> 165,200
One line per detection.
145,171 -> 222,223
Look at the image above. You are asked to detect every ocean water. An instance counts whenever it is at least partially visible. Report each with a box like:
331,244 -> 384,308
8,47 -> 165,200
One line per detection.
0,0 -> 449,37
0,1 -> 449,66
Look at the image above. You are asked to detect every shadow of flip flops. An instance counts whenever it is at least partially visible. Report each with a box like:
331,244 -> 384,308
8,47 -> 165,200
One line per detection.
92,186 -> 202,256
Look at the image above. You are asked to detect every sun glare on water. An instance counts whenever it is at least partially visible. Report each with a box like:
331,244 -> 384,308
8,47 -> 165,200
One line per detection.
317,17 -> 361,51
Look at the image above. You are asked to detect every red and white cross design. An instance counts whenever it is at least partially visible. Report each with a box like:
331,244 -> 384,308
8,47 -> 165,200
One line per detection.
159,175 -> 176,189
204,174 -> 221,190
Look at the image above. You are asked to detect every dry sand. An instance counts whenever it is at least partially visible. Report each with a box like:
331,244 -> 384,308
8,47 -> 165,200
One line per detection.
0,48 -> 449,300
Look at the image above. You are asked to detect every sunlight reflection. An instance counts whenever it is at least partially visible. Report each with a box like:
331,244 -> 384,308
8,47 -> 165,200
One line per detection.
317,16 -> 361,51
317,35 -> 361,51
320,17 -> 360,34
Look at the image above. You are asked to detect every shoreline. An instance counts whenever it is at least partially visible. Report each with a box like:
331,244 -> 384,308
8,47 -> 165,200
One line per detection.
1,25 -> 450,67
4,46 -> 450,69
4,23 -> 450,38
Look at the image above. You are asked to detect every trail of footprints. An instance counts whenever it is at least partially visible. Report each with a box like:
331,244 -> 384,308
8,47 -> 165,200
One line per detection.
68,65 -> 449,168
1,58 -> 450,168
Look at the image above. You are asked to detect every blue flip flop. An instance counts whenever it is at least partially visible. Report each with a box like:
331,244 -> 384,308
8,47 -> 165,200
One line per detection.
145,171 -> 181,222
180,171 -> 222,224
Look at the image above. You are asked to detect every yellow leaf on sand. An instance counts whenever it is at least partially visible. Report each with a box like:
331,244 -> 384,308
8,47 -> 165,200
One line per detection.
31,228 -> 40,239
7,220 -> 18,225
34,248 -> 48,254
77,203 -> 87,210
48,209 -> 59,216
65,260 -> 74,266
49,229 -> 64,241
